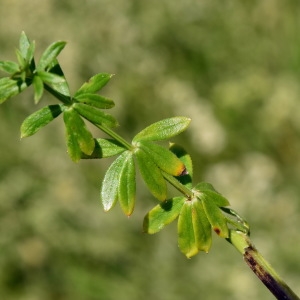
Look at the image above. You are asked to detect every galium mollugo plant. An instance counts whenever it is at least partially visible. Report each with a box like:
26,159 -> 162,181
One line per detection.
0,32 -> 299,300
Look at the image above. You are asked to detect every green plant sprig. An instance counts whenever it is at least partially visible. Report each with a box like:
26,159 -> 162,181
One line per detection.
1,32 -> 299,300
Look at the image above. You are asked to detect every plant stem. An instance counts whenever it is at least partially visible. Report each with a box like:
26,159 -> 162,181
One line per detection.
44,84 -> 72,105
162,171 -> 193,198
94,123 -> 133,150
227,230 -> 299,300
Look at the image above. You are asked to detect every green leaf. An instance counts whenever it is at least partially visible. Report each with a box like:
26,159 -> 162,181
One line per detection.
132,117 -> 191,142
200,194 -> 229,238
15,49 -> 26,69
0,77 -> 28,104
37,71 -> 67,84
33,75 -> 44,104
0,61 -> 20,74
26,40 -> 35,64
74,73 -> 113,96
139,142 -> 186,176
73,103 -> 118,128
135,148 -> 167,201
63,108 -> 95,160
17,33 -> 35,73
178,200 -> 212,258
194,182 -> 217,193
169,143 -> 193,188
37,40 -> 67,71
143,196 -> 185,234
101,152 -> 128,211
191,200 -> 212,253
118,152 -> 136,216
19,31 -> 31,59
75,93 -> 115,109
47,59 -> 70,97
194,183 -> 230,207
64,122 -> 82,163
81,138 -> 126,159
20,104 -> 63,138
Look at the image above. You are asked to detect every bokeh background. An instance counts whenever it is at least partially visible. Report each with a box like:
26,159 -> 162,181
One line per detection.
1,1 -> 300,299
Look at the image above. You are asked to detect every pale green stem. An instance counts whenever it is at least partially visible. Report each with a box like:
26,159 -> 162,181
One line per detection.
162,171 -> 193,198
44,84 -> 72,105
227,230 -> 299,300
94,123 -> 133,150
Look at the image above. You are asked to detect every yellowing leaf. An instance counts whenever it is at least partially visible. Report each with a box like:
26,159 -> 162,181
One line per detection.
178,200 -> 212,258
200,194 -> 229,238
169,143 -> 193,188
139,142 -> 186,176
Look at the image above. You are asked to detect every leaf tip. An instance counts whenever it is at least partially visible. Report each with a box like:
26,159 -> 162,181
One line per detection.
179,166 -> 188,176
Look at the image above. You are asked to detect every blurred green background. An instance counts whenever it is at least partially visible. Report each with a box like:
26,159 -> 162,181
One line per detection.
1,1 -> 300,299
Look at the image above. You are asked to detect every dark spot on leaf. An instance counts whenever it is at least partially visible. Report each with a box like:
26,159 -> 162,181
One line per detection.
213,227 -> 221,235
179,167 -> 188,176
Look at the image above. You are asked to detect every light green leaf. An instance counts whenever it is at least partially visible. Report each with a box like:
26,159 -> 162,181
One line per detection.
178,201 -> 197,258
194,183 -> 230,207
47,59 -> 70,97
73,103 -> 118,128
37,41 -> 67,71
139,142 -> 186,176
192,200 -> 212,253
17,32 -> 35,70
0,61 -> 20,74
81,138 -> 126,159
63,108 -> 95,159
143,196 -> 185,234
74,73 -> 113,97
33,75 -> 44,104
194,182 -> 217,193
26,40 -> 35,64
132,117 -> 191,142
64,121 -> 81,163
178,200 -> 212,258
0,77 -> 28,104
101,152 -> 128,211
19,31 -> 31,59
20,104 -> 63,138
135,148 -> 167,201
37,71 -> 66,84
15,49 -> 25,69
75,93 -> 115,109
118,152 -> 136,216
200,194 -> 229,238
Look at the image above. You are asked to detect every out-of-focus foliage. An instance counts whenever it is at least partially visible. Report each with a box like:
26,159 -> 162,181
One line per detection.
0,0 -> 300,299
